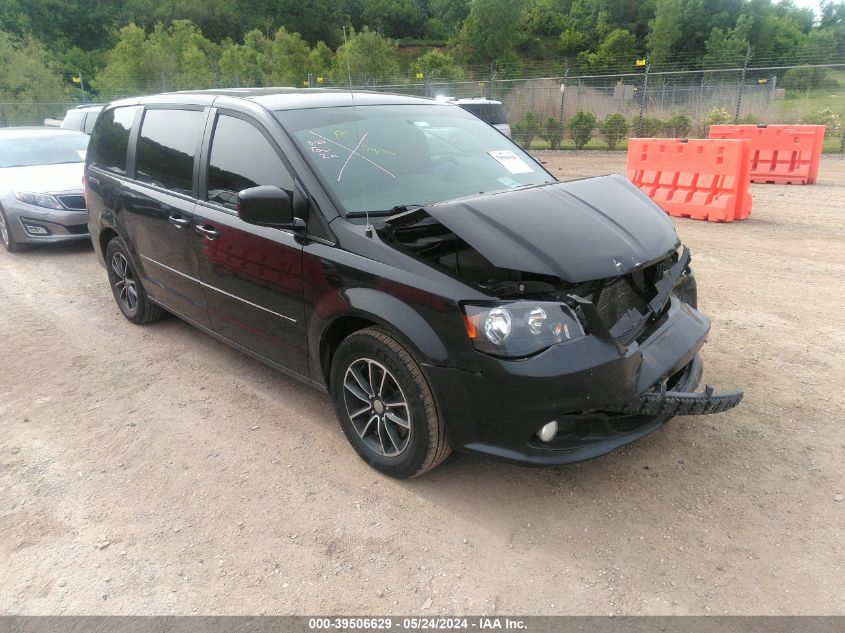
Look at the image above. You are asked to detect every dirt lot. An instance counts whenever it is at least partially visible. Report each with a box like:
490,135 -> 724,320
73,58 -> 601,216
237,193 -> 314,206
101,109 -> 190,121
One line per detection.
1,153 -> 843,616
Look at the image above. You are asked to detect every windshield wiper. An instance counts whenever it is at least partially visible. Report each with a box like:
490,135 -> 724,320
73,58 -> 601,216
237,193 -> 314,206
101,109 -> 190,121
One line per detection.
346,204 -> 426,219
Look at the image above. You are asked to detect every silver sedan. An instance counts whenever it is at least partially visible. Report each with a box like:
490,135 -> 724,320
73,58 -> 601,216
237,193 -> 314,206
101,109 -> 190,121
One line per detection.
0,127 -> 89,252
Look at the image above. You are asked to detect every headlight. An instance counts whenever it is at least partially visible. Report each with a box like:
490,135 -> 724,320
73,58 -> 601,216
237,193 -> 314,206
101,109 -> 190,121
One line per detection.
15,191 -> 64,210
462,301 -> 585,357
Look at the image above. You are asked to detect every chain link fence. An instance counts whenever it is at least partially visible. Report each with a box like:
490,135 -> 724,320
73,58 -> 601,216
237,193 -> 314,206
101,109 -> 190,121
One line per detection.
3,61 -> 843,151
331,62 -> 844,151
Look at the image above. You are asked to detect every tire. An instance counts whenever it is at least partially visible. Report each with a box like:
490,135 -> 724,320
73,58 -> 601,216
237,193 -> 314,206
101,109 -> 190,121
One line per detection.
330,327 -> 450,478
0,207 -> 26,253
105,237 -> 165,325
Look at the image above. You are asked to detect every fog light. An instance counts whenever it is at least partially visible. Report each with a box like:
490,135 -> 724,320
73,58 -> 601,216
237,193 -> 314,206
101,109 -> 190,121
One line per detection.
537,420 -> 559,443
22,222 -> 49,236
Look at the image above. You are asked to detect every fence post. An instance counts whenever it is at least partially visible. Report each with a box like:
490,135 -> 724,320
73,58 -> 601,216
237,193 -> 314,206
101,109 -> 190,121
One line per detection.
734,46 -> 751,123
558,60 -> 569,145
307,73 -> 315,88
637,54 -> 650,137
78,72 -> 87,104
768,73 -> 777,115
487,62 -> 495,99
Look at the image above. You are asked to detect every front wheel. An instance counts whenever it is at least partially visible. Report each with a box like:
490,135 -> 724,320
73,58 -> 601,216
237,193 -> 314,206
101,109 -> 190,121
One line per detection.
0,208 -> 25,253
330,327 -> 450,478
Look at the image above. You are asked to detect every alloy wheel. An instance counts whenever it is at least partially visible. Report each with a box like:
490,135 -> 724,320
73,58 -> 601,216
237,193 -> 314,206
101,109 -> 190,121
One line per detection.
343,358 -> 411,457
111,252 -> 138,312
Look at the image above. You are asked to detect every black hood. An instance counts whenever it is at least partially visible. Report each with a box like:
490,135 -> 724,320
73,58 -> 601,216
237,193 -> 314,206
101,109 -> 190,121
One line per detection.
423,174 -> 679,283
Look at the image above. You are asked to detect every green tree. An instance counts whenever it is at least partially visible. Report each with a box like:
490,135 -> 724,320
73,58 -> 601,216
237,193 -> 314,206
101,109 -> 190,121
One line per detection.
270,0 -> 345,47
268,27 -> 310,86
559,29 -> 587,57
580,28 -> 637,70
425,0 -> 470,39
308,41 -> 334,79
647,0 -> 682,65
523,0 -> 568,36
0,31 -> 66,126
93,21 -> 218,97
361,0 -> 424,38
796,29 -> 837,65
410,49 -> 463,80
331,28 -> 399,85
458,0 -> 524,66
219,30 -> 272,87
91,22 -> 152,96
703,19 -> 751,68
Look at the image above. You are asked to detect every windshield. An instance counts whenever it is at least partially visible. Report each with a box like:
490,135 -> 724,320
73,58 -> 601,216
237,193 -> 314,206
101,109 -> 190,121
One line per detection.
0,135 -> 89,168
276,104 -> 552,216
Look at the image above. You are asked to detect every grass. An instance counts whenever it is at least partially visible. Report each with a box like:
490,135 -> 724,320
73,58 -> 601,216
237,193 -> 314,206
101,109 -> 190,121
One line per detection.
774,67 -> 845,123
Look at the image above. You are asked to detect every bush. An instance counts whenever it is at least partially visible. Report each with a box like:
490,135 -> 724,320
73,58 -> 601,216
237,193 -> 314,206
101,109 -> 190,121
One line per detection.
705,107 -> 732,126
640,117 -> 667,137
512,111 -> 540,148
568,110 -> 597,150
666,113 -> 692,138
781,66 -> 840,92
540,117 -> 562,150
801,106 -> 841,137
598,113 -> 628,149
701,107 -> 732,136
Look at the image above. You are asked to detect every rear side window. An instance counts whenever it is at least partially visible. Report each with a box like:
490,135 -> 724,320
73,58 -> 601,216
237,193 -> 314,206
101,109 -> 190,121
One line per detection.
135,109 -> 204,195
88,106 -> 139,174
206,114 -> 294,210
61,109 -> 85,131
460,103 -> 507,125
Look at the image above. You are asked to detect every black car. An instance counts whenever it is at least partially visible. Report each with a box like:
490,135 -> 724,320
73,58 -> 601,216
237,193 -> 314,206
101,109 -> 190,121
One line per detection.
84,88 -> 741,478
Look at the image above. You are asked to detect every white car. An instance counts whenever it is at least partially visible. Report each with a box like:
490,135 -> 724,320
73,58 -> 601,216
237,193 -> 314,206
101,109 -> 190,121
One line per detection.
61,104 -> 104,135
450,98 -> 511,138
0,127 -> 89,252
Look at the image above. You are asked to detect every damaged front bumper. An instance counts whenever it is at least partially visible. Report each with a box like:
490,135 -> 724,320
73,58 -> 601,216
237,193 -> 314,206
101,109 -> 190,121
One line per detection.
609,382 -> 743,417
423,295 -> 743,466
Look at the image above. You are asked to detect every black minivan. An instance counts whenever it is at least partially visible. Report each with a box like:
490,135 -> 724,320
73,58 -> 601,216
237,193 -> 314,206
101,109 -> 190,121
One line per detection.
85,88 -> 741,478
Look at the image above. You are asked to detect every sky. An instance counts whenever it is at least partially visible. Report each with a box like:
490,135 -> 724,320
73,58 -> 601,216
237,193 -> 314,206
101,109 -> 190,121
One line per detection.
791,0 -> 823,16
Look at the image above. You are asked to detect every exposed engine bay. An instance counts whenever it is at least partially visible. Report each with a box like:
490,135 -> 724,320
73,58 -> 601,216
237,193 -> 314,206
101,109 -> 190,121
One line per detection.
380,209 -> 693,347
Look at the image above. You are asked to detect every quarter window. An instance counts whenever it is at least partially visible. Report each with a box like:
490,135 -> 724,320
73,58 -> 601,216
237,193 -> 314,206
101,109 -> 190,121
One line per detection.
83,112 -> 98,135
87,105 -> 139,174
206,114 -> 294,210
135,109 -> 204,195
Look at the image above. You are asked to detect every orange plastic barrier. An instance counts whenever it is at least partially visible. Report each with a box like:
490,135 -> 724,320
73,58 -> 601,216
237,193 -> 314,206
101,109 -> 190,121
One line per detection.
708,124 -> 825,184
626,138 -> 752,223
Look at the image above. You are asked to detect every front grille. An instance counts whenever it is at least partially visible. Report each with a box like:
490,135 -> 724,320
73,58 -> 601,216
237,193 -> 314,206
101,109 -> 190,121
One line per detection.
66,223 -> 89,235
594,276 -> 648,325
58,195 -> 86,211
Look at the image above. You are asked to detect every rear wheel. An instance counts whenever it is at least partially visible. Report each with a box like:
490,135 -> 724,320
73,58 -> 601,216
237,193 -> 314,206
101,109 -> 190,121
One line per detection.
105,237 -> 165,324
330,327 -> 450,478
0,208 -> 25,253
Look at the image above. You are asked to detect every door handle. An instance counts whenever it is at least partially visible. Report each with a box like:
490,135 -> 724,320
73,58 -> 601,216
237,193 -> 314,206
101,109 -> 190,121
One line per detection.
168,214 -> 191,229
195,224 -> 220,240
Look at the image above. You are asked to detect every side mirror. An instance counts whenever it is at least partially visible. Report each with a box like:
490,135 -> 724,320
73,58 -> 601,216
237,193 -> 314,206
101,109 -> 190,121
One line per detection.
237,185 -> 304,229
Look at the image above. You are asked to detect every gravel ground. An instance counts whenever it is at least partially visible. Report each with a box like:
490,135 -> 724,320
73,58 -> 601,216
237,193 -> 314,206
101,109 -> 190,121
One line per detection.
1,153 -> 843,615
